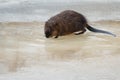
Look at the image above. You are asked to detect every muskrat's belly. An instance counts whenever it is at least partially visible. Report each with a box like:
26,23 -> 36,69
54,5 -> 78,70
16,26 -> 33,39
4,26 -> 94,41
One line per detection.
59,25 -> 81,36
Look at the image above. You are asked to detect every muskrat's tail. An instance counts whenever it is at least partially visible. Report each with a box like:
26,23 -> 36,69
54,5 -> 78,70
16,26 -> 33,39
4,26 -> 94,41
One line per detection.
86,24 -> 116,37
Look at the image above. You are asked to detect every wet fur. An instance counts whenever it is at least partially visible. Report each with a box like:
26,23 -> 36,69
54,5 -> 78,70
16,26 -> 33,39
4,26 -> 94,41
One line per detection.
44,10 -> 116,38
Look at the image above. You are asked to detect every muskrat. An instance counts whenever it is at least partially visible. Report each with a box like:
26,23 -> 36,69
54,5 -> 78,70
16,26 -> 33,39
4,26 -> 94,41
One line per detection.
44,10 -> 116,38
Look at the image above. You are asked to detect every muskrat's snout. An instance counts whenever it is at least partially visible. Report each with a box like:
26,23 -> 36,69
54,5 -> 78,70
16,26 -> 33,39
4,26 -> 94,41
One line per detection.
45,30 -> 52,38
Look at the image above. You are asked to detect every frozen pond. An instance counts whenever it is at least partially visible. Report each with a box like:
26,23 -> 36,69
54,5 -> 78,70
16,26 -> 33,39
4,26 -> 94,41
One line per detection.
0,0 -> 120,80
0,20 -> 120,80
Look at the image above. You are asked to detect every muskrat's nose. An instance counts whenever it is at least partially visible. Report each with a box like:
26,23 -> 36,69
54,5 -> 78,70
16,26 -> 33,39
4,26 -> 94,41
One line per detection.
45,34 -> 50,38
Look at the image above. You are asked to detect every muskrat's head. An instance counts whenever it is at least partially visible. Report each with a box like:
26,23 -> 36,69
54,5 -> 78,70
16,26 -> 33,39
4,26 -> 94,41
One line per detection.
44,21 -> 57,38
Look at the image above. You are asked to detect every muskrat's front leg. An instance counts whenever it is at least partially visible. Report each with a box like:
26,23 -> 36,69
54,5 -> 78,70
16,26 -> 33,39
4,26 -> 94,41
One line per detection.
53,31 -> 59,38
54,35 -> 59,38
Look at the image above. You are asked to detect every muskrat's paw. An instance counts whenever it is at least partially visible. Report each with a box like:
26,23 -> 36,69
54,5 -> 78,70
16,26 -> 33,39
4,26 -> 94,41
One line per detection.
74,31 -> 83,35
54,36 -> 59,38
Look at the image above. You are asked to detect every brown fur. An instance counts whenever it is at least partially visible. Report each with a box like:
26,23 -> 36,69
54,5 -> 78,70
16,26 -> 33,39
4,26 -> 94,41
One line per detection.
44,10 -> 116,38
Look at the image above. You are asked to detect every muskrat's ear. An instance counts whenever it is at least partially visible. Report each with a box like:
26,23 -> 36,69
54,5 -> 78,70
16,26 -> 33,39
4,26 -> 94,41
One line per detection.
51,21 -> 58,26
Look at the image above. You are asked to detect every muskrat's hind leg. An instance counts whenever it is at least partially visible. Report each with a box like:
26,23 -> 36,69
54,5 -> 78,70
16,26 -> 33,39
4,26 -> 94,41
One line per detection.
74,29 -> 86,35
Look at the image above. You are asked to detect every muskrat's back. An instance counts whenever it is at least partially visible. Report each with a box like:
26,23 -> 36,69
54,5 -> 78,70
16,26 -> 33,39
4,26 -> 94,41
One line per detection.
49,10 -> 87,26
